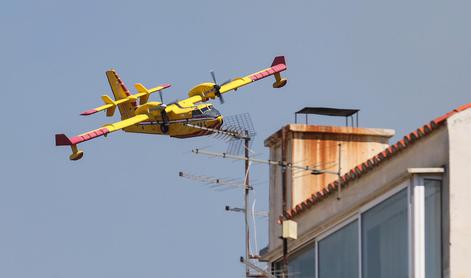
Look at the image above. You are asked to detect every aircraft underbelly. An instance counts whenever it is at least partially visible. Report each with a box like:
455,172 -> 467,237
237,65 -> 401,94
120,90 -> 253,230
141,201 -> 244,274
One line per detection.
123,118 -> 222,138
123,125 -> 163,135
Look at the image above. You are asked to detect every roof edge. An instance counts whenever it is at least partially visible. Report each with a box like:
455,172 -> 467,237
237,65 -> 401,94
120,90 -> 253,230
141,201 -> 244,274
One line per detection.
264,124 -> 395,147
282,102 -> 471,220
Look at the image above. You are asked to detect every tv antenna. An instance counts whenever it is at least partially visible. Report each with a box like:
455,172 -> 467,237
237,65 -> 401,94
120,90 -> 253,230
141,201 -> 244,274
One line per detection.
191,145 -> 344,278
180,113 -> 262,277
181,113 -> 343,277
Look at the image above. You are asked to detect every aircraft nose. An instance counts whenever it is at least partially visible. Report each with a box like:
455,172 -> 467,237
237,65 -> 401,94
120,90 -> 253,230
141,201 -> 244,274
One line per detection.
213,116 -> 223,129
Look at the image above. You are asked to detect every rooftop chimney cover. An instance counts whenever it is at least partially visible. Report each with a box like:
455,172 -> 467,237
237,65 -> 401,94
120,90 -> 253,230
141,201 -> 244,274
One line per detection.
295,107 -> 360,126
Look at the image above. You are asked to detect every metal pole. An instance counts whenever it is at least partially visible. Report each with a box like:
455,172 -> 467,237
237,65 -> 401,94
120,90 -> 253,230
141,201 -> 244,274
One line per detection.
281,129 -> 288,278
281,167 -> 289,278
337,143 -> 342,200
240,257 -> 276,278
191,149 -> 339,175
244,132 -> 250,278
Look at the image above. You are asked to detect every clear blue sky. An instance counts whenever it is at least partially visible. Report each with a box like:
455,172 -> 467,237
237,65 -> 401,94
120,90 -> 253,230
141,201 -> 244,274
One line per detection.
1,0 -> 470,277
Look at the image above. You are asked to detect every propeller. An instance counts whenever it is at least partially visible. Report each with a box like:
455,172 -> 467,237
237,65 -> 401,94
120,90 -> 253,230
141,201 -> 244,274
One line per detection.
209,70 -> 232,104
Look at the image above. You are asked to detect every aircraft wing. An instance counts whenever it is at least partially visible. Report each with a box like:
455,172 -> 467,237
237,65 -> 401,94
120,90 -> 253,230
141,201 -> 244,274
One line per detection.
220,56 -> 287,93
187,56 -> 287,104
55,114 -> 149,160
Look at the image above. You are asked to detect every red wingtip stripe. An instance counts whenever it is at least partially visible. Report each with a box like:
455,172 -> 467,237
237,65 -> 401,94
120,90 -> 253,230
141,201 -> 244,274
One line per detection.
249,64 -> 287,82
71,127 -> 110,145
80,109 -> 98,116
56,128 -> 110,146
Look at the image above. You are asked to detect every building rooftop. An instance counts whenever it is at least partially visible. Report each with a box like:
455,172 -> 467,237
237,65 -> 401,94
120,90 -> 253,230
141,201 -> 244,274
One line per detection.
264,124 -> 394,147
282,102 -> 471,220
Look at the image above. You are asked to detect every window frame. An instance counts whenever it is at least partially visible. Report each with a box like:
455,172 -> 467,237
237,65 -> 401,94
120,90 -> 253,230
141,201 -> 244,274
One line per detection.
273,171 -> 443,278
411,174 -> 443,278
311,182 -> 409,278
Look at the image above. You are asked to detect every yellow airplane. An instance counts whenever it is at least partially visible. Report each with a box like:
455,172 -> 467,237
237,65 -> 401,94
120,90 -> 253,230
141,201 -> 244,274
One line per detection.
55,56 -> 287,160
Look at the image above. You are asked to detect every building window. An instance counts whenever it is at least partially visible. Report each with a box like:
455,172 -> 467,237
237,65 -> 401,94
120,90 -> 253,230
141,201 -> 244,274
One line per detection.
424,179 -> 442,278
361,189 -> 409,278
288,245 -> 316,278
318,220 -> 359,278
273,173 -> 443,278
273,244 -> 315,278
272,261 -> 282,277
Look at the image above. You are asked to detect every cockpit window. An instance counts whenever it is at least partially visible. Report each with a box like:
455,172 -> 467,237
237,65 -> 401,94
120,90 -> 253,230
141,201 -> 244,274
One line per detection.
192,106 -> 220,118
192,109 -> 203,116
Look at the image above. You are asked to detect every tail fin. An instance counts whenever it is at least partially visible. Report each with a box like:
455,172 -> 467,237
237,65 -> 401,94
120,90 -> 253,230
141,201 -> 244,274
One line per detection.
106,70 -> 136,120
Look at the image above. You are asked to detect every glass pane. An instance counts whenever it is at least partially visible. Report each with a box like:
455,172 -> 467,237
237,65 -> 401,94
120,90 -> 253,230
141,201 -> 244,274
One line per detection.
425,179 -> 442,278
362,189 -> 408,278
272,261 -> 283,278
318,220 -> 359,278
287,244 -> 316,278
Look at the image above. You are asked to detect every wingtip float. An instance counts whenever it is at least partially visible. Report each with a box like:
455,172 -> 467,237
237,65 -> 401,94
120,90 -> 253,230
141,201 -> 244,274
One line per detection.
55,56 -> 287,161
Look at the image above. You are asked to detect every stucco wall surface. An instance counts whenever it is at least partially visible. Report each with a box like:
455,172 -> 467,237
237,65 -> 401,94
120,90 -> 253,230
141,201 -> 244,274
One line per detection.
446,108 -> 471,278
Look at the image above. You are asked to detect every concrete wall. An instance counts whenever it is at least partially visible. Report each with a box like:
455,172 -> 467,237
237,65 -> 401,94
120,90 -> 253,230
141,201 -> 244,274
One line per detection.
265,124 -> 394,251
263,109 -> 471,278
289,125 -> 393,206
264,125 -> 450,260
446,108 -> 471,278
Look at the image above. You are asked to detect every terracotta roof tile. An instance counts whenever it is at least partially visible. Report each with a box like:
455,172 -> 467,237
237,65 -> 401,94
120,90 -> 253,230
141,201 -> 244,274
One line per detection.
284,102 -> 471,220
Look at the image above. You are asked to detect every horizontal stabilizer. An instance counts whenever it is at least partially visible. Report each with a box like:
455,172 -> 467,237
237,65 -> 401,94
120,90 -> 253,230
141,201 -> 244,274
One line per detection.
134,83 -> 171,105
81,82 -> 171,116
150,83 -> 171,93
80,94 -> 115,117
134,83 -> 171,94
80,109 -> 99,116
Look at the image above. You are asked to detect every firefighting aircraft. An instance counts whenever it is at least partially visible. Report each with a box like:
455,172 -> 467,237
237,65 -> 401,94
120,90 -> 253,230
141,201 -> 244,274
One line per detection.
55,56 -> 287,160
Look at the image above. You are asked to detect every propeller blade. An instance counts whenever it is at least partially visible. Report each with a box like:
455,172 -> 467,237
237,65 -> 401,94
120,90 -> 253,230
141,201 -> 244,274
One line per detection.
210,70 -> 217,84
209,69 -> 227,104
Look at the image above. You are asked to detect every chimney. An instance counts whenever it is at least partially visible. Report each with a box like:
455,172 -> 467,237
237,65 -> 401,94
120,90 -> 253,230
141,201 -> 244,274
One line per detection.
264,108 -> 394,210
